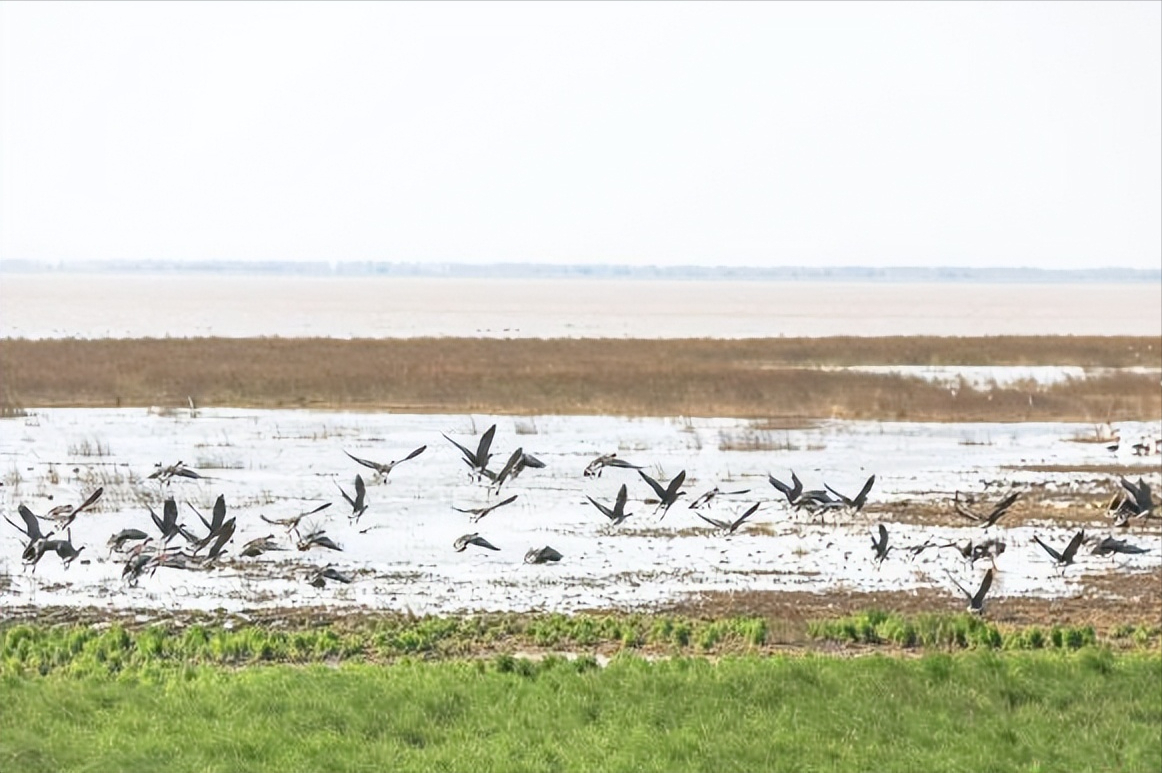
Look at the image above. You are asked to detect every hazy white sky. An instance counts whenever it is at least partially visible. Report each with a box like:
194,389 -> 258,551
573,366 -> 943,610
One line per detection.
1,1 -> 1159,268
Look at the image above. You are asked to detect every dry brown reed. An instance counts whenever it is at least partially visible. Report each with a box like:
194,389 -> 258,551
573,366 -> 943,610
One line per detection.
1,336 -> 1159,421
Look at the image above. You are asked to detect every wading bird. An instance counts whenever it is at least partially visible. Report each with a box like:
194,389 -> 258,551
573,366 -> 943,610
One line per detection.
638,469 -> 687,518
343,445 -> 427,481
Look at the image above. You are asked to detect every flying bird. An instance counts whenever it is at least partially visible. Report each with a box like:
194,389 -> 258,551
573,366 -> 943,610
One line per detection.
870,524 -> 892,565
695,502 -> 762,535
453,494 -> 518,523
453,533 -> 501,552
688,486 -> 751,510
584,453 -> 642,478
336,475 -> 368,521
524,546 -> 563,564
260,502 -> 332,539
824,475 -> 876,512
343,445 -> 426,481
1033,530 -> 1085,568
587,484 -> 634,526
638,469 -> 687,518
443,424 -> 497,479
948,568 -> 994,614
954,490 -> 1020,528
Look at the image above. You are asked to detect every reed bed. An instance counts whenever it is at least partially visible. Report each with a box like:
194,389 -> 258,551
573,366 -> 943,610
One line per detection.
1,337 -> 1159,420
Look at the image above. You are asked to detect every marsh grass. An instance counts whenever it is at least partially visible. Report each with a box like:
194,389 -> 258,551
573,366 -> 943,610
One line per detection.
0,650 -> 1158,773
2,337 -> 1159,420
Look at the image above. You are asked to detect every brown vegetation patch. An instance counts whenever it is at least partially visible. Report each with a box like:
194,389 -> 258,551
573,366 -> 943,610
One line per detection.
2,337 -> 1160,421
668,567 -> 1162,639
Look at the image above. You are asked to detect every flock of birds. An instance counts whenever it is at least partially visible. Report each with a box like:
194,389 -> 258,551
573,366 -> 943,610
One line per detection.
4,421 -> 1158,613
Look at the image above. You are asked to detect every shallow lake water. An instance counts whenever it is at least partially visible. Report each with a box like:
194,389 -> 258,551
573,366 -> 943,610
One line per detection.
2,409 -> 1158,615
3,275 -> 1159,338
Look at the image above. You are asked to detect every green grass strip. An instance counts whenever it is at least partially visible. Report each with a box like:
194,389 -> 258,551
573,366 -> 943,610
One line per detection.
1,651 -> 1158,772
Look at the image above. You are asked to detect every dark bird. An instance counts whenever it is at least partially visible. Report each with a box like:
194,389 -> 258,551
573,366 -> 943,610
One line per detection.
584,453 -> 642,478
454,494 -> 518,523
486,449 -> 546,491
954,490 -> 1020,528
260,502 -> 332,539
6,503 -> 55,562
524,546 -> 563,564
587,484 -> 634,526
638,469 -> 687,518
870,524 -> 892,564
696,502 -> 762,535
195,517 -> 235,560
51,528 -> 85,569
825,475 -> 876,513
688,486 -> 751,510
948,568 -> 994,614
188,494 -> 228,538
1033,530 -> 1085,568
343,445 -> 427,481
1089,535 -> 1151,556
297,528 -> 343,552
336,475 -> 368,521
148,498 -> 186,543
454,533 -> 501,552
768,471 -> 803,505
308,564 -> 353,587
443,423 -> 497,479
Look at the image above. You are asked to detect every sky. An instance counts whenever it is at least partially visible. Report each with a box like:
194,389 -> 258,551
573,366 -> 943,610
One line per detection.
1,1 -> 1159,269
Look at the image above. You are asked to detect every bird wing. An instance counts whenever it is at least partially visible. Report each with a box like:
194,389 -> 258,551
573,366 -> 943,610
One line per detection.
973,569 -> 994,608
442,433 -> 478,465
207,518 -> 236,559
605,458 -> 641,470
638,470 -> 667,499
163,498 -> 179,531
878,524 -> 889,548
489,494 -> 518,514
354,475 -> 366,510
1060,530 -> 1085,563
211,495 -> 226,533
853,475 -> 876,508
335,481 -> 356,510
1033,535 -> 1063,562
768,474 -> 792,497
174,466 -> 202,479
17,505 -> 42,539
729,502 -> 762,532
614,484 -> 629,517
400,445 -> 427,463
148,504 -> 165,536
344,450 -> 381,471
493,448 -> 523,488
475,424 -> 497,466
985,492 -> 1020,524
945,571 -> 973,601
470,535 -> 500,551
696,513 -> 730,530
189,502 -> 213,533
824,483 -> 851,506
789,471 -> 803,500
586,496 -> 615,520
73,488 -> 104,516
518,453 -> 546,469
663,470 -> 687,501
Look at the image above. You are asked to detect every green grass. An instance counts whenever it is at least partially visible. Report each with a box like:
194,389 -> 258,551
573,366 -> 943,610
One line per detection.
804,610 -> 1156,651
1,651 -> 1158,772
